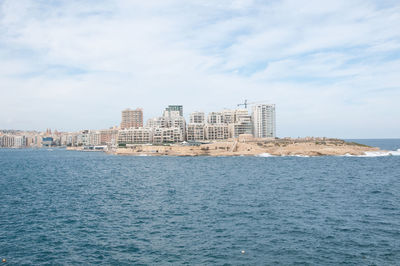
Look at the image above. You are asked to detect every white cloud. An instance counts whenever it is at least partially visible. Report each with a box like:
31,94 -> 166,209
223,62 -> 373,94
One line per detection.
0,0 -> 399,138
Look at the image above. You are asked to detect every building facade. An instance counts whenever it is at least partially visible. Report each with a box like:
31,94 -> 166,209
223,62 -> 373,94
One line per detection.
205,124 -> 229,140
163,105 -> 183,117
189,112 -> 205,124
252,104 -> 276,138
187,123 -> 205,141
121,108 -> 143,129
118,128 -> 153,145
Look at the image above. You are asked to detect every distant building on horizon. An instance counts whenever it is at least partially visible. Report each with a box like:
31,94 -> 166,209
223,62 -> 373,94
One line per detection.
252,104 -> 276,138
121,108 -> 143,129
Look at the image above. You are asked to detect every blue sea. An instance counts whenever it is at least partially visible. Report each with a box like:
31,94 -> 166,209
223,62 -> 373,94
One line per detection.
1,139 -> 400,265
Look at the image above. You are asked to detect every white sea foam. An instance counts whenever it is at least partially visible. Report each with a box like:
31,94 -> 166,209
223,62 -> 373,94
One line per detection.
363,149 -> 400,157
256,149 -> 400,158
257,153 -> 275,157
341,149 -> 400,157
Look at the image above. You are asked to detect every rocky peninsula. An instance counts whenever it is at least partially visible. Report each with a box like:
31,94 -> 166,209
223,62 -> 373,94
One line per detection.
110,135 -> 380,157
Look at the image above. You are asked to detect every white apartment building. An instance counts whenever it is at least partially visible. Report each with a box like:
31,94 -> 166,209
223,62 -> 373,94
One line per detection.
147,117 -> 169,128
225,109 -> 253,138
14,136 -> 26,148
169,116 -> 186,137
205,124 -> 229,140
207,112 -> 223,124
252,104 -> 276,138
118,128 -> 153,144
189,112 -> 205,124
187,124 -> 205,141
221,110 -> 235,124
153,127 -> 183,144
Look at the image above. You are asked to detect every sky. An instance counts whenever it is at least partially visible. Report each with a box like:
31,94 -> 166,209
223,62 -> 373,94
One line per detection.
0,0 -> 399,138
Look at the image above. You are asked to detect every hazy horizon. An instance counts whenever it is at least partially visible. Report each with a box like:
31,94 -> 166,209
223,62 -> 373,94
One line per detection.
1,0 -> 399,138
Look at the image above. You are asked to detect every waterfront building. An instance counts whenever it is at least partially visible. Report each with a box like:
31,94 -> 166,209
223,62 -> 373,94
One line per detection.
189,112 -> 205,124
99,129 -> 118,146
0,135 -> 14,148
34,135 -> 43,147
88,131 -> 101,146
252,104 -> 276,138
121,108 -> 143,129
42,137 -> 54,147
118,128 -> 153,145
229,122 -> 253,138
163,105 -> 183,117
205,124 -> 229,140
225,109 -> 253,138
221,110 -> 235,124
187,123 -> 206,141
76,130 -> 90,146
207,112 -> 223,124
153,127 -> 183,143
14,136 -> 26,148
234,109 -> 251,123
147,117 -> 169,128
169,116 -> 186,138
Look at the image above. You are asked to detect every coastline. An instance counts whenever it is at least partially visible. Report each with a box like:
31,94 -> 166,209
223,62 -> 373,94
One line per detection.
100,138 -> 382,157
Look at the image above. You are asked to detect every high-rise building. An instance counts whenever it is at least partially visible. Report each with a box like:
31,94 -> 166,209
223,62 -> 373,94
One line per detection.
121,108 -> 143,129
163,105 -> 183,117
252,104 -> 276,138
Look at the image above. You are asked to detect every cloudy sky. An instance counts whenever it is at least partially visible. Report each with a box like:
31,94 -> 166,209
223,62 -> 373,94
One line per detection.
1,0 -> 399,138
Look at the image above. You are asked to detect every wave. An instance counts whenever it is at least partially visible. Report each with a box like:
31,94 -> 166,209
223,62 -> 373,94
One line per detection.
257,153 -> 276,157
257,153 -> 310,157
342,149 -> 400,157
256,149 -> 400,158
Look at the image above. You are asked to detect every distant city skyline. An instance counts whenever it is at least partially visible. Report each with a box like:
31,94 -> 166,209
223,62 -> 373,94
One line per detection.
1,0 -> 399,138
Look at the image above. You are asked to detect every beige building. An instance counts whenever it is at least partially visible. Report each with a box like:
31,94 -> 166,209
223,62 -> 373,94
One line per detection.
121,108 -> 143,129
187,123 -> 205,141
207,112 -> 223,124
153,127 -> 183,143
169,116 -> 186,138
221,110 -> 235,124
190,112 -> 205,124
146,117 -> 169,128
205,124 -> 229,140
99,129 -> 118,145
118,128 -> 153,144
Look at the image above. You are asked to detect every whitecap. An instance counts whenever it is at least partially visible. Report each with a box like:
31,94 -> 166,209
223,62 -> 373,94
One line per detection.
257,153 -> 275,157
363,149 -> 400,157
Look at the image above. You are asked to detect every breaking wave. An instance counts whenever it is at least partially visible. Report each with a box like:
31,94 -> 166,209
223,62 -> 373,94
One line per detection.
344,149 -> 400,157
257,153 -> 276,157
257,149 -> 400,158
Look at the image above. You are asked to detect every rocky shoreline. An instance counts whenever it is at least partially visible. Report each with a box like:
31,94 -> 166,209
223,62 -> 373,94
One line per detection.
109,137 -> 380,157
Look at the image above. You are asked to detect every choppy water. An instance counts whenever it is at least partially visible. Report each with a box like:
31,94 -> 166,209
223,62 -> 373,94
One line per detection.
1,139 -> 400,265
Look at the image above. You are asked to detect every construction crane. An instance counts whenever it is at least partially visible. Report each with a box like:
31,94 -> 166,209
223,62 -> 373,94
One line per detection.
237,99 -> 269,109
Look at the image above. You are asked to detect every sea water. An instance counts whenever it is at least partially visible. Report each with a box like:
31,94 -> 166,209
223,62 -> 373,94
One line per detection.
1,139 -> 399,264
